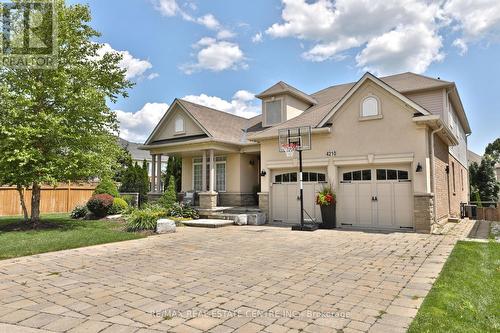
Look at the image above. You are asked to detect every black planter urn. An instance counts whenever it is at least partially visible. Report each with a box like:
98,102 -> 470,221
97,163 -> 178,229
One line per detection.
319,203 -> 336,229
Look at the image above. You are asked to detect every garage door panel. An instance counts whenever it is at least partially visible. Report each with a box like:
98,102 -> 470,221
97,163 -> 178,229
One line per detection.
286,185 -> 299,222
272,185 -> 288,222
376,183 -> 394,227
357,183 -> 373,226
394,182 -> 412,228
338,183 -> 356,225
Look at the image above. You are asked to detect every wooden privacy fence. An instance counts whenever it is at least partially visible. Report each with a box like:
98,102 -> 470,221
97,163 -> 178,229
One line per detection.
476,206 -> 500,222
0,183 -> 97,217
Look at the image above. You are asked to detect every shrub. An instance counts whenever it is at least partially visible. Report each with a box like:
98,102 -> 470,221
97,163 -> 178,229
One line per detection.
316,186 -> 336,206
160,175 -> 177,208
94,178 -> 119,197
120,161 -> 150,206
109,197 -> 129,215
70,205 -> 88,219
87,194 -> 114,218
169,202 -> 199,219
125,205 -> 167,232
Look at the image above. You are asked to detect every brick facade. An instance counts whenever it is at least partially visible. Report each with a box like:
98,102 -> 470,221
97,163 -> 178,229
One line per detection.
433,136 -> 469,222
434,136 -> 450,222
258,192 -> 269,222
218,193 -> 258,207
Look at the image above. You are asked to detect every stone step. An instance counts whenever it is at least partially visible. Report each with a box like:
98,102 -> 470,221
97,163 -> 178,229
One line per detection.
182,219 -> 234,228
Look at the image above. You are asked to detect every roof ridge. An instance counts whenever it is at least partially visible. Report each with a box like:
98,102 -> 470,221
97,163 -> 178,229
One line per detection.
178,99 -> 250,121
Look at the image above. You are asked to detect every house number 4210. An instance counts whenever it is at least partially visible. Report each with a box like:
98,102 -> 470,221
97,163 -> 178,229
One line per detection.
326,150 -> 336,157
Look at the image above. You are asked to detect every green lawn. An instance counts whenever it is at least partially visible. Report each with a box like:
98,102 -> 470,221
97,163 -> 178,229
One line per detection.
409,241 -> 500,333
0,213 -> 145,260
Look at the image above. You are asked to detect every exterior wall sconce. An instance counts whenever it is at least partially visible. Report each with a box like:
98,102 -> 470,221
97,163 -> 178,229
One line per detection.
445,165 -> 450,174
416,162 -> 423,172
260,170 -> 267,177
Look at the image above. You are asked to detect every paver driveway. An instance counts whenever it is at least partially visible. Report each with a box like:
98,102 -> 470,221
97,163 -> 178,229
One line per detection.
0,221 -> 473,333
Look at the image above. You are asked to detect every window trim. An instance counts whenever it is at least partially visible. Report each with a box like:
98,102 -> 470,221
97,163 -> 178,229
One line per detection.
264,97 -> 284,127
359,95 -> 382,120
192,156 -> 227,192
174,116 -> 185,134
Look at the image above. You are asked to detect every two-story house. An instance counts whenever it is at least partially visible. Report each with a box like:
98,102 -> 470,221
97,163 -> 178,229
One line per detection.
141,72 -> 471,233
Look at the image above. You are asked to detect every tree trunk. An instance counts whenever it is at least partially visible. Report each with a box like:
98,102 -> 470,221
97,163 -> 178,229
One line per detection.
31,182 -> 41,226
16,185 -> 29,222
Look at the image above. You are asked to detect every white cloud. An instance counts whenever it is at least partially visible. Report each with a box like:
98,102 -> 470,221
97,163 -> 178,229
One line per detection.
444,0 -> 500,54
217,29 -> 236,39
181,38 -> 247,74
356,24 -> 444,75
182,90 -> 260,118
147,73 -> 160,80
115,103 -> 169,143
197,14 -> 220,30
153,0 -> 179,17
252,32 -> 263,43
97,43 -> 155,80
264,0 -> 455,74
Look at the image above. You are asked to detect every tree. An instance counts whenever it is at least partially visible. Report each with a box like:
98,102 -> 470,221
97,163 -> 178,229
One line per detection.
119,161 -> 150,206
469,156 -> 500,203
160,176 -> 177,208
0,1 -> 132,224
485,138 -> 500,163
113,145 -> 133,183
164,156 -> 182,192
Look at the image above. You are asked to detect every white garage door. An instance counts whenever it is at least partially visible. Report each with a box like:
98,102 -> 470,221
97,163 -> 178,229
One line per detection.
271,171 -> 327,225
337,167 -> 413,231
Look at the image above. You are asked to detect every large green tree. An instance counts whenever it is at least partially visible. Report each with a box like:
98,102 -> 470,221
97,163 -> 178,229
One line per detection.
484,138 -> 500,163
469,155 -> 500,203
0,1 -> 132,223
164,156 -> 181,192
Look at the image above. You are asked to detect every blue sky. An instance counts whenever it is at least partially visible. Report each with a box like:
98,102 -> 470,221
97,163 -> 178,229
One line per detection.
71,0 -> 499,154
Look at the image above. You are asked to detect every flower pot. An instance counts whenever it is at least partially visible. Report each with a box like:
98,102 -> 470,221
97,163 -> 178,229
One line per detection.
319,203 -> 336,229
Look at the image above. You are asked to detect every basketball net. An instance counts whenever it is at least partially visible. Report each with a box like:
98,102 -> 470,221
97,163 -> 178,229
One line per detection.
281,143 -> 297,158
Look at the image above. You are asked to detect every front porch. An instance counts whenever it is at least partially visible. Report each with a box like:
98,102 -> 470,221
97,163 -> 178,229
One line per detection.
147,143 -> 261,211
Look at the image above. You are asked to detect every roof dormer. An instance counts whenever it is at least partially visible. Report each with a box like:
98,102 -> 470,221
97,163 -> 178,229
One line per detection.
256,81 -> 316,127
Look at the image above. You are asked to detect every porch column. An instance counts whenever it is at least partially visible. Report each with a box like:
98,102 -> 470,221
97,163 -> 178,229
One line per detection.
156,154 -> 162,192
202,150 -> 207,191
151,154 -> 156,192
209,149 -> 215,192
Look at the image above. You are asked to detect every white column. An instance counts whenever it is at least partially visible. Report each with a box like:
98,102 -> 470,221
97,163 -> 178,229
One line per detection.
156,154 -> 162,192
202,150 -> 207,192
209,149 -> 215,192
151,154 -> 156,192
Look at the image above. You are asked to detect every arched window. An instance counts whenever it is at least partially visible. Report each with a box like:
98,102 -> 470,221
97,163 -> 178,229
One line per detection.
361,96 -> 379,117
175,116 -> 184,133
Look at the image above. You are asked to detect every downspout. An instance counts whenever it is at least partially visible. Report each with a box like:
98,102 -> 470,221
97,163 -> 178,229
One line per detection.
430,124 -> 444,226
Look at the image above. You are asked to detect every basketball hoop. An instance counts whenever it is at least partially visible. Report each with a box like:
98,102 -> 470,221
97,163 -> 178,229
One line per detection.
281,143 -> 297,158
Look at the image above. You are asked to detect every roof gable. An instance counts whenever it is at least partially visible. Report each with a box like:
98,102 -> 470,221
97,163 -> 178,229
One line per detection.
256,81 -> 317,105
144,100 -> 210,145
317,72 -> 432,127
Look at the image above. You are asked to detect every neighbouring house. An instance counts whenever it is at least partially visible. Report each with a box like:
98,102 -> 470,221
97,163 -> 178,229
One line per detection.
467,149 -> 500,182
140,72 -> 471,233
119,138 -> 168,182
467,150 -> 482,166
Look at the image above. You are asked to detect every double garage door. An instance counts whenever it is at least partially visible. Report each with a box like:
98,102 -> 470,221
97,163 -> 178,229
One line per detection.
337,166 -> 413,231
271,170 -> 326,225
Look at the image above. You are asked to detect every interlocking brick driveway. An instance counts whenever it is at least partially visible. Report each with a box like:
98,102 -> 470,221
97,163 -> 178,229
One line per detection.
0,222 -> 473,333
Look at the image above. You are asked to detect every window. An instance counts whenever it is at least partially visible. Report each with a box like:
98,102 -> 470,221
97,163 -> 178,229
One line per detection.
274,172 -> 326,183
265,100 -> 282,125
342,170 -> 371,182
452,162 -> 456,193
192,156 -> 226,192
361,96 -> 379,117
175,116 -> 184,133
376,169 -> 409,181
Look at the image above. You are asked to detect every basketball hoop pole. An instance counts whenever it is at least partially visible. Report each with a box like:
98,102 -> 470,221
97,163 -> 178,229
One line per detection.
299,148 -> 304,228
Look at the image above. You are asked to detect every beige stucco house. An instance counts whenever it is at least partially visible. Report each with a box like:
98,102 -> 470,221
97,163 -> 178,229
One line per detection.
141,72 -> 471,233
